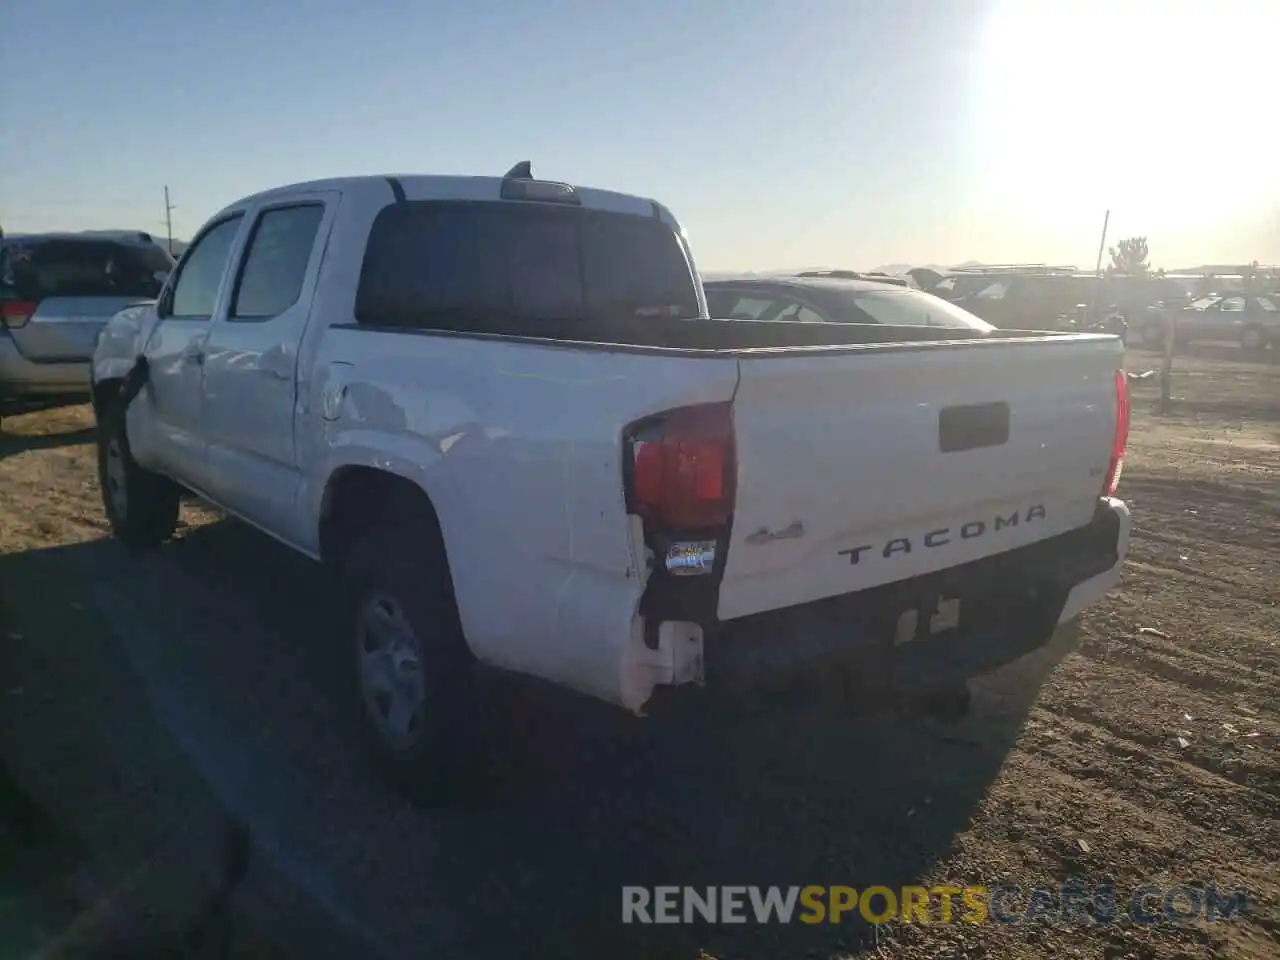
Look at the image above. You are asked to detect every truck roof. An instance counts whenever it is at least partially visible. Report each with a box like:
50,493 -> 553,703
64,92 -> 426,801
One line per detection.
222,174 -> 664,222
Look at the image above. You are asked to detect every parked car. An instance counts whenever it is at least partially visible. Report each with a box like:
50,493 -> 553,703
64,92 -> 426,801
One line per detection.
91,166 -> 1131,801
0,232 -> 172,425
923,268 -> 1186,332
1136,294 -> 1278,349
793,269 -> 913,288
704,276 -> 995,329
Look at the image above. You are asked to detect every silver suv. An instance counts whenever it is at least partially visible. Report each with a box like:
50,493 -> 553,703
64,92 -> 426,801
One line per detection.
0,231 -> 173,423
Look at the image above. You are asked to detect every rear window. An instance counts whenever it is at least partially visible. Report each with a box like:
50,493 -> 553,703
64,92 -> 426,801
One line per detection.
0,238 -> 172,300
355,201 -> 699,329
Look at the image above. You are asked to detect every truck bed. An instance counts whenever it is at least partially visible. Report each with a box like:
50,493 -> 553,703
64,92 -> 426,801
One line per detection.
309,319 -> 1124,708
335,315 -> 1113,355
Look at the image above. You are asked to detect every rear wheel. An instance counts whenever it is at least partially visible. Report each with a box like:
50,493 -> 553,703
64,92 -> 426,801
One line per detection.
341,520 -> 473,803
96,402 -> 180,546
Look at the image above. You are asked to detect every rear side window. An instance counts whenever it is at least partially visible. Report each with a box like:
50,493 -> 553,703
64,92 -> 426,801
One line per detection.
356,201 -> 699,329
0,239 -> 172,301
231,204 -> 324,320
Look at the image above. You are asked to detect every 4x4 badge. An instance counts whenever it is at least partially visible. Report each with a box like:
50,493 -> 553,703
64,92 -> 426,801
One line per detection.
745,521 -> 805,545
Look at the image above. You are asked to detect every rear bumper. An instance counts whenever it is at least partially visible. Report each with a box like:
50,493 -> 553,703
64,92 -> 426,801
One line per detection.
698,497 -> 1130,697
0,333 -> 91,398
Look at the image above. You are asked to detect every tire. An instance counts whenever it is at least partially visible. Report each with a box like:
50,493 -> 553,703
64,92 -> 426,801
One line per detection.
1240,325 -> 1267,350
341,520 -> 473,803
96,402 -> 180,547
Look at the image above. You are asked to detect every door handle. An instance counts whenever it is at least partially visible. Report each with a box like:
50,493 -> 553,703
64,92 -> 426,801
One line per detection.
182,342 -> 205,365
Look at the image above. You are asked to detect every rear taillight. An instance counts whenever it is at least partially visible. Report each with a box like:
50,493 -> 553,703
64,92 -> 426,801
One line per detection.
1102,368 -> 1130,497
0,301 -> 36,329
628,402 -> 736,530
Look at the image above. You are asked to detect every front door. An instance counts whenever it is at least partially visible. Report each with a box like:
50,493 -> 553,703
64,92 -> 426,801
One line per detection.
135,214 -> 246,483
199,194 -> 336,543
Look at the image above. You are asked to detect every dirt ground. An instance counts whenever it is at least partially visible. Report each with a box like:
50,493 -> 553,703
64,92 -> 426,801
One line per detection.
0,344 -> 1275,959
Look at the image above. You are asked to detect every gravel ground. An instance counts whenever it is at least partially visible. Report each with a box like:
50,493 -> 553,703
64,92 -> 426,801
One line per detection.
0,345 -> 1276,959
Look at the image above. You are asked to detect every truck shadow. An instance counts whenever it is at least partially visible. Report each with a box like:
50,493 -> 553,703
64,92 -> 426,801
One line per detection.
0,519 -> 1075,959
0,425 -> 96,459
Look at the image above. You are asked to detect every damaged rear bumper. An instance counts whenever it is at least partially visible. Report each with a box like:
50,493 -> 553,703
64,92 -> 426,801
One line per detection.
634,497 -> 1129,710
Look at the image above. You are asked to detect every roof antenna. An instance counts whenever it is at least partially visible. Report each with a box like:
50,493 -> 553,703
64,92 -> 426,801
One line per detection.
503,160 -> 533,180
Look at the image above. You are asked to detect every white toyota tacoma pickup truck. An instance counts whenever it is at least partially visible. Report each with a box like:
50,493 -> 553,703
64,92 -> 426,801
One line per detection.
91,165 -> 1131,799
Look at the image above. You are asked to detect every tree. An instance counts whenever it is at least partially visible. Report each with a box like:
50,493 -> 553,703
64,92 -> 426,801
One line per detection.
1108,236 -> 1151,276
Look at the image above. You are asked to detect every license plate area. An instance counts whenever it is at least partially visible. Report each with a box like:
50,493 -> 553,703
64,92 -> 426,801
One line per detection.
892,595 -> 962,646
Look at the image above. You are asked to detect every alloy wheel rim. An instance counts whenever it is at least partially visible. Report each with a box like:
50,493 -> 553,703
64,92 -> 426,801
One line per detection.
357,592 -> 426,750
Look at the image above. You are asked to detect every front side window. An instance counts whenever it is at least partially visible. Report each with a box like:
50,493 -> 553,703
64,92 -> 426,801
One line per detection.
170,216 -> 243,318
231,205 -> 324,320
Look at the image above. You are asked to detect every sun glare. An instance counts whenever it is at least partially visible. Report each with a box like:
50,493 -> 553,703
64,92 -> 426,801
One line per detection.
974,0 -> 1277,230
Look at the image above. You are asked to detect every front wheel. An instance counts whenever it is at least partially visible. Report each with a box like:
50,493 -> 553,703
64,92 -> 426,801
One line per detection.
96,403 -> 180,546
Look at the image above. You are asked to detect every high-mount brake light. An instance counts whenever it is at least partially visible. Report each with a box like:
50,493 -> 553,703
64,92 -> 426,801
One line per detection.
1102,368 -> 1130,497
499,178 -> 580,204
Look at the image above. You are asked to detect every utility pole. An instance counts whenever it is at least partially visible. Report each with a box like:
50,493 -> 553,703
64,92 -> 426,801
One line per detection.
1087,209 -> 1110,325
163,186 -> 175,255
1093,209 -> 1110,278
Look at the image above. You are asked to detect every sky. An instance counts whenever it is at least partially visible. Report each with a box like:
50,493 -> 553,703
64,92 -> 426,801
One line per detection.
1,0 -> 1276,272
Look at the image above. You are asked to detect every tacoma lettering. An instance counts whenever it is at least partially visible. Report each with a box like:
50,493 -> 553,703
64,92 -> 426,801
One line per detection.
839,504 -> 1047,565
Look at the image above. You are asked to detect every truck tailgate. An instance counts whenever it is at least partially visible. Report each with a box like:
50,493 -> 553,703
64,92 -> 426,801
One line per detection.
718,337 -> 1123,620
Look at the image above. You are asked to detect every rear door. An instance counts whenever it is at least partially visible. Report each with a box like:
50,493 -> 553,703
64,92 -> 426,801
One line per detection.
718,336 -> 1123,620
199,194 -> 336,538
0,238 -> 171,362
